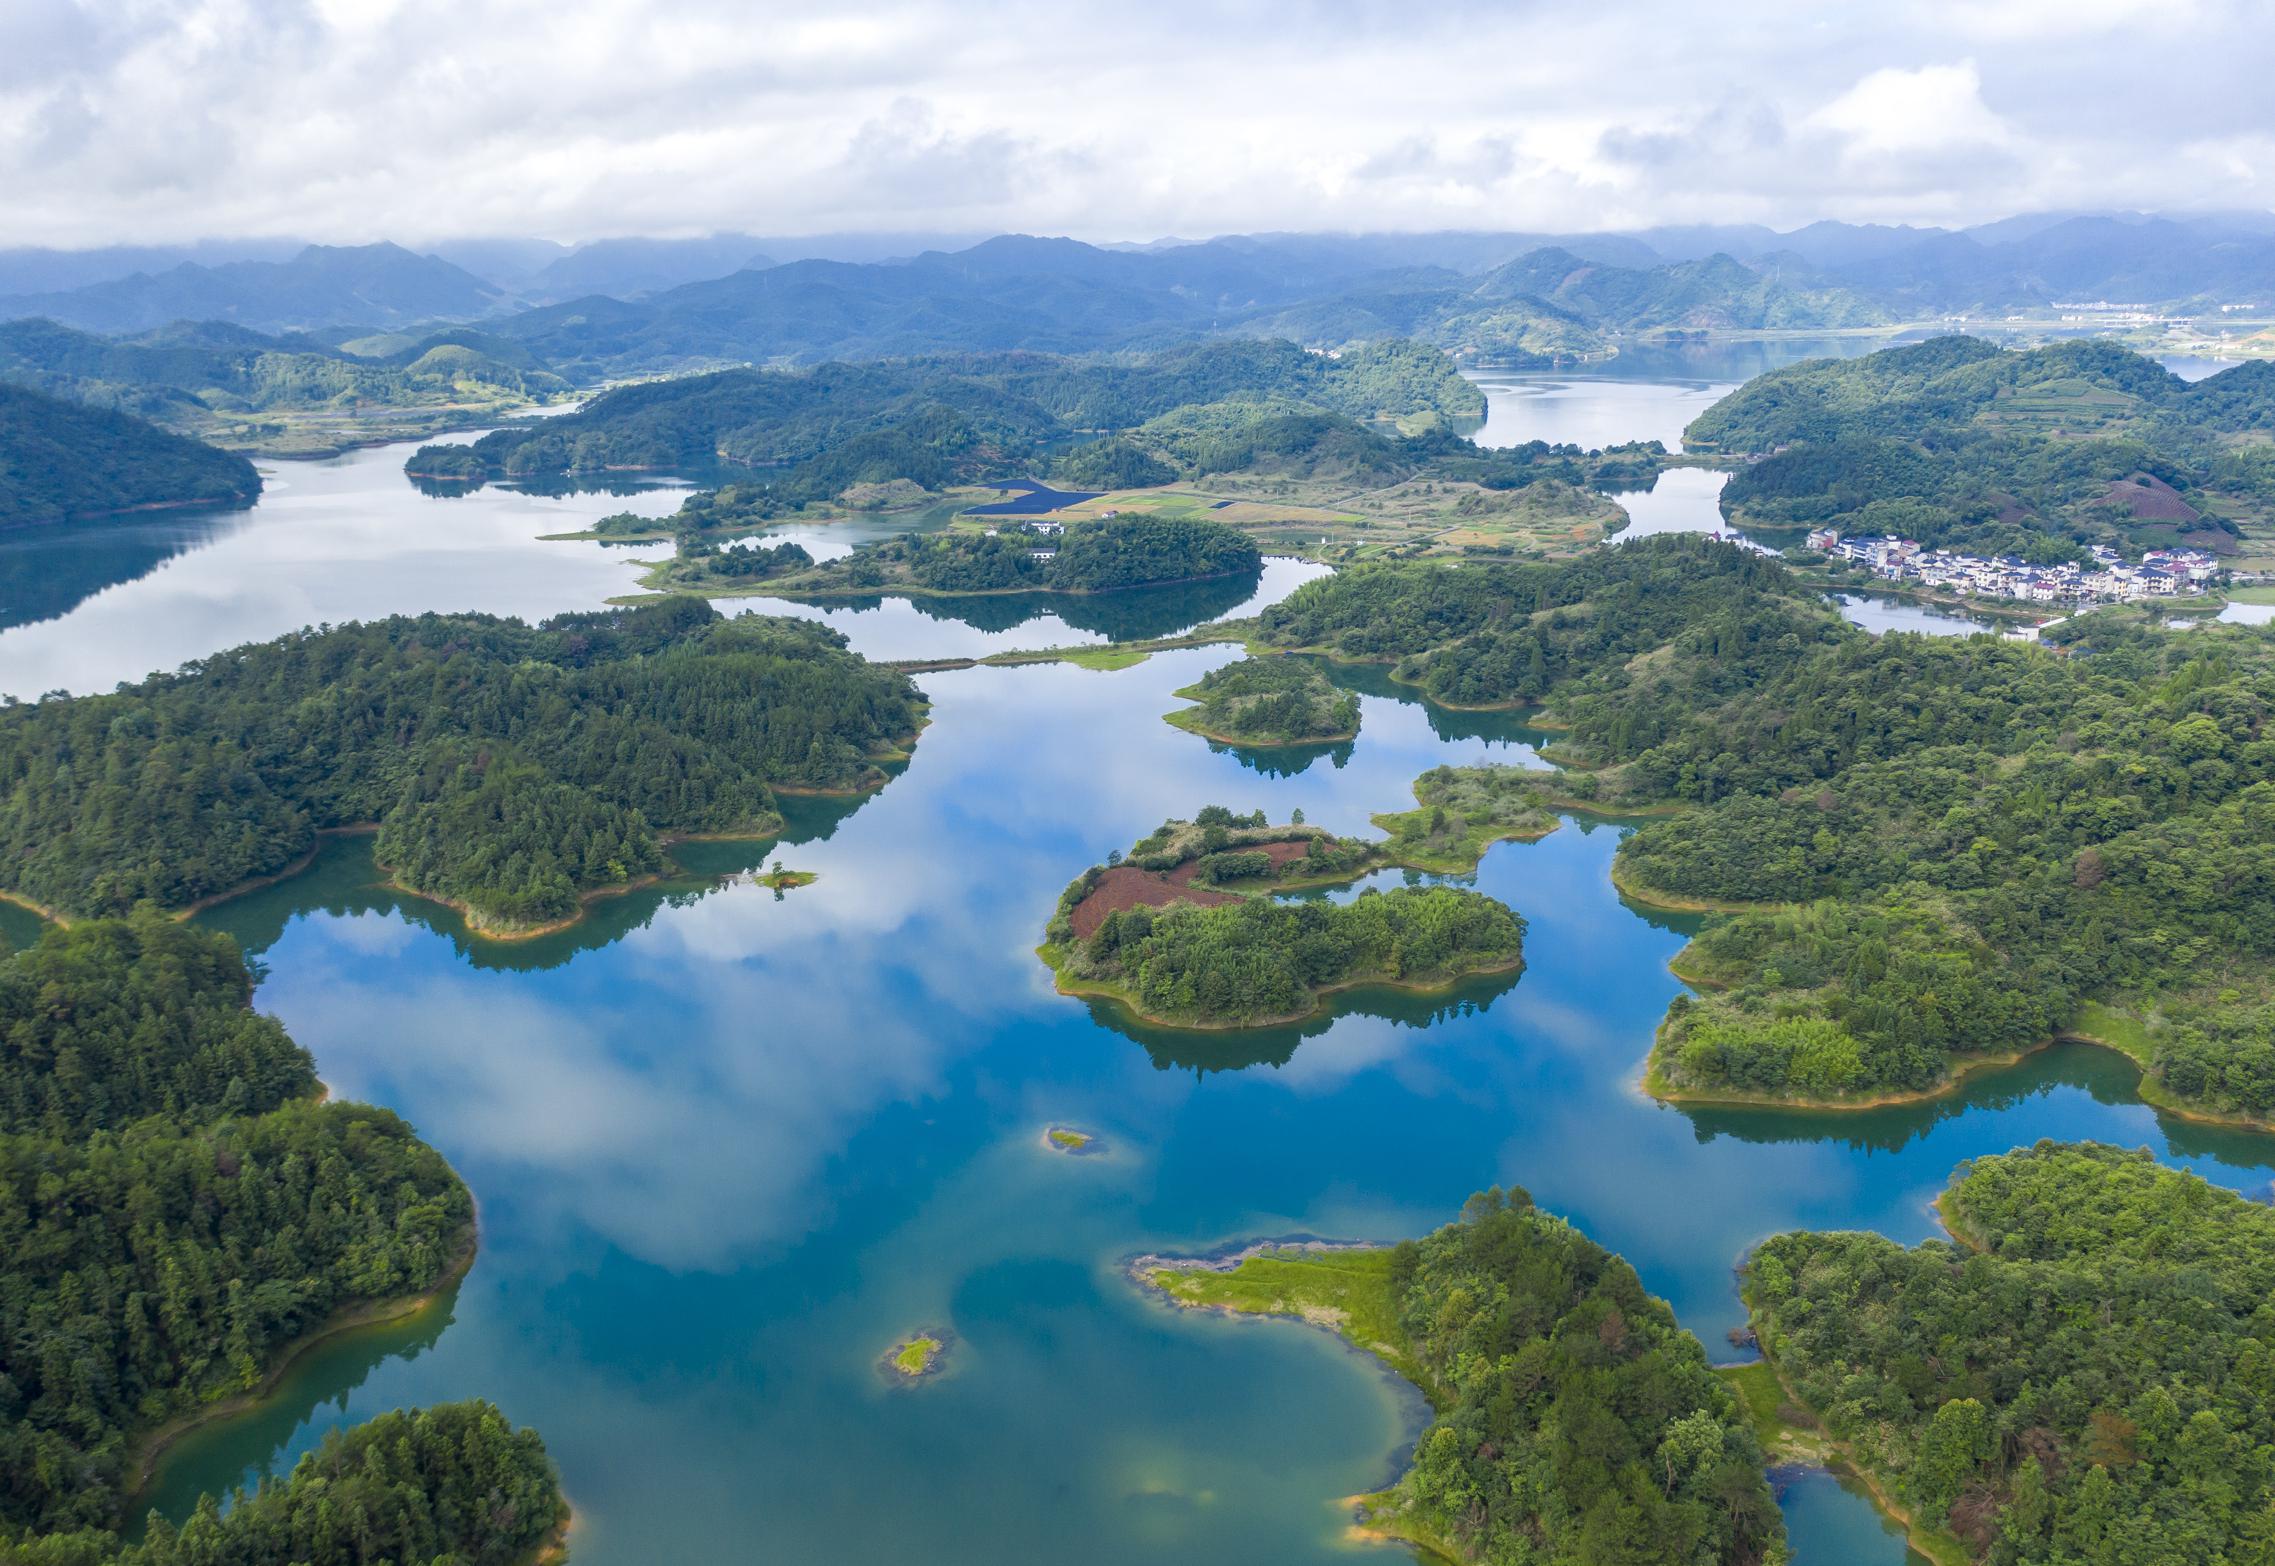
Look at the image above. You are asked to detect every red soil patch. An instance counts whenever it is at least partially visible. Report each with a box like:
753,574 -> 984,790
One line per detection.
1160,838 -> 1318,885
2104,475 -> 2199,523
1068,867 -> 1239,940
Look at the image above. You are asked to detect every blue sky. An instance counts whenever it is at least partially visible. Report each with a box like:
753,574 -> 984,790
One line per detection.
2,0 -> 2270,245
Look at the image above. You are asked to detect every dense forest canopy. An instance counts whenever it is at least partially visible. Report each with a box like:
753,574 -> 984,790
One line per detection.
0,914 -> 523,1550
721,515 -> 1262,598
1689,336 -> 2274,557
0,597 -> 923,930
0,382 -> 259,528
1257,535 -> 2275,1113
1750,1142 -> 2275,1564
1057,881 -> 1522,1027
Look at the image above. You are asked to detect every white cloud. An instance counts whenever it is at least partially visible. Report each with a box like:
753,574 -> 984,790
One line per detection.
0,1 -> 2269,245
1807,61 -> 2009,156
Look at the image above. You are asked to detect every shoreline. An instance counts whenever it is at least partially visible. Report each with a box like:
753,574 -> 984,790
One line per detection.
1738,1337 -> 1970,1566
1132,1241 -> 1458,1559
1643,1014 -> 2275,1133
1162,704 -> 1357,747
0,490 -> 262,535
128,1222 -> 479,1499
624,560 -> 1262,605
1607,859 -> 1786,914
1040,941 -> 1524,1032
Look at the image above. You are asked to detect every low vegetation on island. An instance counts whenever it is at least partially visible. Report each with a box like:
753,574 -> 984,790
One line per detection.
0,381 -> 260,527
883,1331 -> 949,1382
1164,655 -> 1359,744
1370,763 -> 1575,872
0,913 -> 565,1561
1747,1141 -> 2275,1564
0,597 -> 923,935
1042,808 -> 1524,1027
1145,1187 -> 1784,1564
1254,531 -> 2275,1119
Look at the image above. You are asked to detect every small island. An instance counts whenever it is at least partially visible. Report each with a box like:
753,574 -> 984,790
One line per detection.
640,515 -> 1262,601
1040,807 -> 1524,1028
1042,1125 -> 1099,1155
881,1329 -> 952,1383
1139,1188 -> 1782,1564
1163,655 -> 1360,745
752,862 -> 818,893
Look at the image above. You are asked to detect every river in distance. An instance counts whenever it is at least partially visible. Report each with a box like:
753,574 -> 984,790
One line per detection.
10,344 -> 2271,1566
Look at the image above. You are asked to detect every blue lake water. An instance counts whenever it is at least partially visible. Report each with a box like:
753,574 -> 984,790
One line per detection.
13,350 -> 2267,1565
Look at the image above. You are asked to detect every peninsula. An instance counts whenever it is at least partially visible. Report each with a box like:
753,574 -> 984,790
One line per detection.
0,912 -> 566,1559
1142,1188 -> 1783,1564
0,597 -> 924,937
1745,1141 -> 2275,1564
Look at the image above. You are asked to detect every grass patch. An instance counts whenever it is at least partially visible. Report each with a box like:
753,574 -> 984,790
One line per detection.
1060,645 -> 1153,671
1148,1248 -> 1423,1388
887,1335 -> 943,1378
2068,999 -> 2153,1064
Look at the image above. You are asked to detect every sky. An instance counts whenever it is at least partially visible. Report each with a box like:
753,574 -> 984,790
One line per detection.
2,0 -> 2271,248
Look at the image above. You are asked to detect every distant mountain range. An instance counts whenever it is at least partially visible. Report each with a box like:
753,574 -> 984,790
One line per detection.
1,211 -> 2269,378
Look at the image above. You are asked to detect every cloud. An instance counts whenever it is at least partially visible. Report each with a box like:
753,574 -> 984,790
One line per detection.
1808,61 -> 2009,156
0,1 -> 2269,245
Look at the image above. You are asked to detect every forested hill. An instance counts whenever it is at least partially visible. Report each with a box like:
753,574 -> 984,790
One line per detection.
1254,536 -> 2275,1122
0,912 -> 565,1560
0,597 -> 923,932
0,381 -> 260,527
1750,1142 -> 2275,1563
1687,335 -> 2275,558
0,317 -> 570,447
423,337 -> 1482,489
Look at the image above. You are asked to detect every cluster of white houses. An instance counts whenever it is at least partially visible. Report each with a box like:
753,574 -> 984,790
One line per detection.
1806,530 -> 2222,605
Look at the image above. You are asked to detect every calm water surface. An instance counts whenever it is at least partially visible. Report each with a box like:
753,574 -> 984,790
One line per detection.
17,360 -> 2269,1566
141,650 -> 2275,1566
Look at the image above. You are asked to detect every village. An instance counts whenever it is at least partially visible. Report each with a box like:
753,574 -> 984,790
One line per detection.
1806,529 -> 2224,605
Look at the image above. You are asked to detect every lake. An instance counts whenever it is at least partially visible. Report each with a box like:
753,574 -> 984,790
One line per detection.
136,648 -> 2275,1566
16,353 -> 2272,1566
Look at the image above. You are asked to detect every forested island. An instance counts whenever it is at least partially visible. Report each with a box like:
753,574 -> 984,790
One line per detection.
1042,808 -> 1523,1027
1,381 -> 260,528
1746,1141 -> 2275,1564
1689,336 -> 2273,560
1254,533 -> 2275,1118
0,597 -> 923,935
1163,655 -> 1360,744
409,337 -> 1482,490
412,337 -> 1656,566
644,514 -> 1262,601
0,913 -> 566,1562
1144,1187 -> 1783,1564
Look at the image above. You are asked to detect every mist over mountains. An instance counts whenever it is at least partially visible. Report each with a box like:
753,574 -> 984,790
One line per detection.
0,212 -> 2267,379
